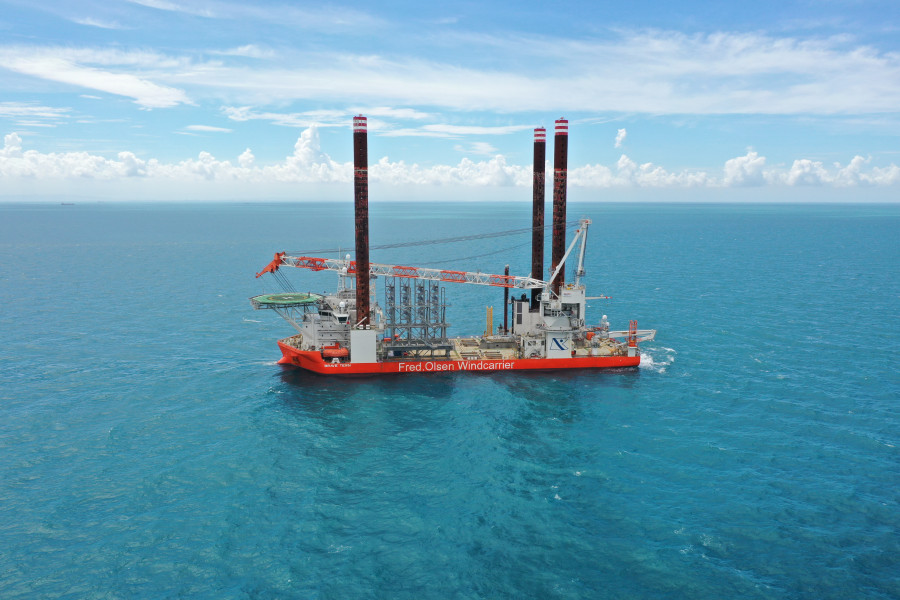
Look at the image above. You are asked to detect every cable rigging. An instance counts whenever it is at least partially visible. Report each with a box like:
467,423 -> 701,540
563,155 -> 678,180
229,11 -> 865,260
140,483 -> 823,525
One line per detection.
287,220 -> 580,257
268,220 -> 582,292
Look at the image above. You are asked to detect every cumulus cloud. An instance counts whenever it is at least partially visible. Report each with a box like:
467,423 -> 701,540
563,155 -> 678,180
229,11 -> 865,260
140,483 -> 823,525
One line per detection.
615,128 -> 627,148
372,155 -> 529,186
769,155 -> 900,187
724,151 -> 767,186
238,148 -> 254,168
1,128 -> 898,193
2,133 -> 23,158
785,158 -> 830,186
118,151 -> 147,176
868,164 -> 900,185
568,155 -> 710,187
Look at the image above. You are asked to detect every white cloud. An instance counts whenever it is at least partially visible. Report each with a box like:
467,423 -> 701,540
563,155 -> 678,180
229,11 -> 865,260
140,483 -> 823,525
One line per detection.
371,155 -> 529,186
0,102 -> 71,125
141,30 -> 896,115
209,3 -> 386,31
71,17 -> 126,30
118,151 -> 147,176
615,128 -> 627,148
724,151 -> 768,186
185,125 -> 233,133
379,128 -> 458,138
770,155 -> 900,186
2,133 -> 23,158
454,142 -> 499,156
869,164 -> 900,185
569,155 -> 710,187
2,28 -> 898,115
222,106 -> 324,128
127,0 -> 384,30
1,128 -> 898,193
352,107 -> 433,120
0,47 -> 191,108
422,124 -> 533,136
213,45 -> 275,59
785,158 -> 831,185
221,106 -> 447,134
126,0 -> 214,17
380,123 -> 533,139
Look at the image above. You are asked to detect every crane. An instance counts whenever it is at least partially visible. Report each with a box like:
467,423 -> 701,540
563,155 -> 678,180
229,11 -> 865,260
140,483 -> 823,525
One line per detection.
256,219 -> 594,297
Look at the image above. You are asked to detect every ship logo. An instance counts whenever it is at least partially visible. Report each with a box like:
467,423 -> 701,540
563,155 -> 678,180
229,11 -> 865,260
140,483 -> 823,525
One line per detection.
551,337 -> 568,351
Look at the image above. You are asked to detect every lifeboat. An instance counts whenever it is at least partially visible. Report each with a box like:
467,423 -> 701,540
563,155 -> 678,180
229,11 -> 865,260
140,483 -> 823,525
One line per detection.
321,344 -> 349,359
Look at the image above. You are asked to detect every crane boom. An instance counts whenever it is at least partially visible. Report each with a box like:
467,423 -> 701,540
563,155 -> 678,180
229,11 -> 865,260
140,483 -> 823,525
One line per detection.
256,253 -> 546,289
255,219 -> 592,293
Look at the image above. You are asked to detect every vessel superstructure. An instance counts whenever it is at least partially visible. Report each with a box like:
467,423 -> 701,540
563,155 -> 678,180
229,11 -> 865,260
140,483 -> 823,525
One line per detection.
251,116 -> 655,375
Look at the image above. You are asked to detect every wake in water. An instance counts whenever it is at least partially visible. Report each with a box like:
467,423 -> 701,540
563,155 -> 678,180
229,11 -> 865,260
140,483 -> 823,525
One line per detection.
639,346 -> 676,373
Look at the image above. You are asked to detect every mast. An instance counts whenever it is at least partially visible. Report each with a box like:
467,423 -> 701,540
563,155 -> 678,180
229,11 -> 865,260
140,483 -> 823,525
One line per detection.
531,127 -> 546,310
353,115 -> 370,327
550,118 -> 568,298
503,264 -> 510,334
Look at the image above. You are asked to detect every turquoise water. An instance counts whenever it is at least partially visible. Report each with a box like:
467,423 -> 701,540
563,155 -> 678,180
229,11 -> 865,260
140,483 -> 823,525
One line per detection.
1,202 -> 898,598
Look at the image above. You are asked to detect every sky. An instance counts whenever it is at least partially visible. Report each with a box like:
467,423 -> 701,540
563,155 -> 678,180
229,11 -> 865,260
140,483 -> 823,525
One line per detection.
1,0 -> 899,202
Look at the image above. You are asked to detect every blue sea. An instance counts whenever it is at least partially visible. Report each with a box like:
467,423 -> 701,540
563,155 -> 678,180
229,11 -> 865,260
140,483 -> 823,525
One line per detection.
1,201 -> 898,599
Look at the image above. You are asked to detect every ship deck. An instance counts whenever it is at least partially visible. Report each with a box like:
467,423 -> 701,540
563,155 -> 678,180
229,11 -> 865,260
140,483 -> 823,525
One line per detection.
277,333 -> 625,361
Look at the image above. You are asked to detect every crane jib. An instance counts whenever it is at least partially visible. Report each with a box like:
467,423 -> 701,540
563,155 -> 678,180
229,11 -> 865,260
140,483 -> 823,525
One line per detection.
269,255 -> 545,289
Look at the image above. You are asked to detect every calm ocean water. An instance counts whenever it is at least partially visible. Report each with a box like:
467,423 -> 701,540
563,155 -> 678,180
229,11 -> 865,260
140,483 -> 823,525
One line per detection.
1,201 -> 898,599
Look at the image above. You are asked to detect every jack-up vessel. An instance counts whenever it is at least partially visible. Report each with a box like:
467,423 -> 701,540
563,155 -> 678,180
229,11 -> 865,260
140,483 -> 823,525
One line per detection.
251,116 -> 655,375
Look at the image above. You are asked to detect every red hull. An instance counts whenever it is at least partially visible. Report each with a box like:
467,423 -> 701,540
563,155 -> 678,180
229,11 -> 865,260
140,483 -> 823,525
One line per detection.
276,340 -> 639,375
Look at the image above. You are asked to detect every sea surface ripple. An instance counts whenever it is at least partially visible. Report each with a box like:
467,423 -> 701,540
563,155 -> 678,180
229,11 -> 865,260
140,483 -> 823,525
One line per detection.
1,202 -> 897,599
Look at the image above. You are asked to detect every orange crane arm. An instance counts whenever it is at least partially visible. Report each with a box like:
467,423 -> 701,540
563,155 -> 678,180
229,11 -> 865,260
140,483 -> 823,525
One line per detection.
255,253 -> 546,289
255,252 -> 285,278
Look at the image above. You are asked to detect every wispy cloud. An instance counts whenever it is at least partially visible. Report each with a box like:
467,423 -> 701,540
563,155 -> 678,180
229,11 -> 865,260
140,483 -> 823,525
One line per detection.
168,32 -> 900,113
126,0 -> 383,30
221,106 -> 431,130
211,45 -> 275,59
615,128 -> 627,148
380,123 -> 534,138
222,106 -> 332,128
454,142 -> 499,155
0,102 -> 71,120
185,125 -> 233,133
3,28 -> 898,115
424,124 -> 533,136
70,17 -> 127,30
126,0 -> 214,18
0,102 -> 71,127
0,47 -> 191,108
352,107 -> 434,120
